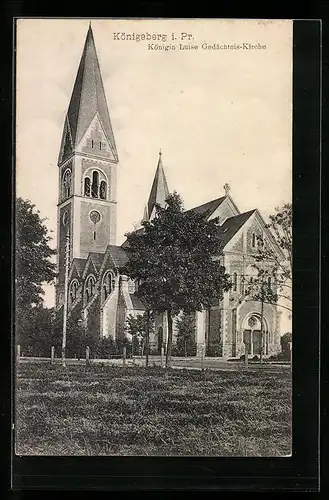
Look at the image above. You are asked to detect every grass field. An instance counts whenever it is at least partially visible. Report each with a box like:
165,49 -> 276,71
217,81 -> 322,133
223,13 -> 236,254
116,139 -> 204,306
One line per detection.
15,362 -> 292,456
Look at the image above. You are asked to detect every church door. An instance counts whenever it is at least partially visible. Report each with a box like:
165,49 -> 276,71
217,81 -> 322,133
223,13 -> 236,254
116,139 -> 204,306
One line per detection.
243,330 -> 252,354
252,330 -> 261,355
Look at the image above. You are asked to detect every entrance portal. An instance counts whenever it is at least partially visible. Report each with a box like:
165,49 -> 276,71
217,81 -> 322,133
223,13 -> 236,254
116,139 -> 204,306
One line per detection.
242,314 -> 268,357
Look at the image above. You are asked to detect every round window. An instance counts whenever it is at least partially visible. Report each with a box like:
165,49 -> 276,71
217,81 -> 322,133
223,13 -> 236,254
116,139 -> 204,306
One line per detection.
62,211 -> 69,226
248,316 -> 257,328
90,210 -> 101,224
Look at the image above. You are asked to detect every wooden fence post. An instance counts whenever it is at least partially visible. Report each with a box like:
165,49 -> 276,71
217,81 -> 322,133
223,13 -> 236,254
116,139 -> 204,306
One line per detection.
86,346 -> 90,365
17,344 -> 21,364
123,347 -> 126,367
51,346 -> 55,365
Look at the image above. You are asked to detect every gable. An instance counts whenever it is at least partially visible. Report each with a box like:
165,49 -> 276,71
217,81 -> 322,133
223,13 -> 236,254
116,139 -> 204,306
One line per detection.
68,258 -> 86,281
81,254 -> 100,280
210,196 -> 240,224
99,247 -> 115,277
224,209 -> 285,260
77,114 -> 117,161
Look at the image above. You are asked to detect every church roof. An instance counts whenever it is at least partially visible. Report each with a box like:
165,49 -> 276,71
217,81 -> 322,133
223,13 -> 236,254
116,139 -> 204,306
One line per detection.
89,252 -> 105,270
72,258 -> 87,276
189,196 -> 226,218
107,245 -> 129,269
217,209 -> 256,247
60,25 -> 118,162
147,152 -> 169,218
130,294 -> 146,311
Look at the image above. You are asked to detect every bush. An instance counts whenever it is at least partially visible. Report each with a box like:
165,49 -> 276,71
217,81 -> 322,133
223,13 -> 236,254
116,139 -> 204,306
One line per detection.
269,351 -> 290,362
171,342 -> 197,357
206,344 -> 222,357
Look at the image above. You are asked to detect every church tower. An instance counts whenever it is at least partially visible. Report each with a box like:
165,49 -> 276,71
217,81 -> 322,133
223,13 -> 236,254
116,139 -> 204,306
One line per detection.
56,25 -> 118,308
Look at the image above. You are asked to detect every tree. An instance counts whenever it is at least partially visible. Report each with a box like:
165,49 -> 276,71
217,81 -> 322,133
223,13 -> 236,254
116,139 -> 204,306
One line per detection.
243,267 -> 278,363
16,305 -> 54,357
175,313 -> 196,357
126,312 -> 155,360
122,192 -> 232,368
15,198 -> 57,348
15,198 -> 57,308
280,332 -> 292,359
242,203 -> 292,362
252,203 -> 292,313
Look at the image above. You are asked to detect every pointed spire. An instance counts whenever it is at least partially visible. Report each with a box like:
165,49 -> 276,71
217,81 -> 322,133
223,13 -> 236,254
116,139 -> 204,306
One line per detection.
142,204 -> 149,223
147,151 -> 169,219
58,24 -> 118,164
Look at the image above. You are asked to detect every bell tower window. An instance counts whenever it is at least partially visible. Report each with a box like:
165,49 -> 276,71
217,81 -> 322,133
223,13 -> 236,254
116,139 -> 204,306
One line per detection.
62,169 -> 72,200
84,177 -> 91,196
91,171 -> 99,198
83,169 -> 108,200
100,180 -> 107,199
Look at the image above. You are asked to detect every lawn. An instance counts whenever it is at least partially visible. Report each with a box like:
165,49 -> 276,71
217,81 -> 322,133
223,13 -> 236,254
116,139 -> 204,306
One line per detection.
15,362 -> 292,457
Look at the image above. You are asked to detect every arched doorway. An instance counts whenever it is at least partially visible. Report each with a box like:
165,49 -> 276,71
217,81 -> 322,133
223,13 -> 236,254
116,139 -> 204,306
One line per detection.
242,314 -> 268,356
157,327 -> 163,354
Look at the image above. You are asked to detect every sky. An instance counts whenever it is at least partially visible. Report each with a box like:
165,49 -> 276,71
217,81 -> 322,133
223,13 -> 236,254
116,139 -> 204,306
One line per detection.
16,19 -> 292,330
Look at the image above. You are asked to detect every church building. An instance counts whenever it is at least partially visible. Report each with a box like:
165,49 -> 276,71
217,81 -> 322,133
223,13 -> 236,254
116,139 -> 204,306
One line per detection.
55,25 -> 283,358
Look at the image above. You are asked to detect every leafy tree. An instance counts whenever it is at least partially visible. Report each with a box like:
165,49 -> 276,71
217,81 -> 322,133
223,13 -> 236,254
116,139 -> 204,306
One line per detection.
122,192 -> 232,368
280,332 -> 292,360
15,198 -> 57,308
175,313 -> 196,357
17,305 -> 54,357
126,312 -> 155,359
241,203 -> 292,362
15,198 -> 57,350
251,203 -> 292,313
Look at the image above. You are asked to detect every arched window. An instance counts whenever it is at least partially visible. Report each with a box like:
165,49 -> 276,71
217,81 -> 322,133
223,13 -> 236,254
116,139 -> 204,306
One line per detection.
252,233 -> 256,248
84,177 -> 91,196
268,276 -> 272,289
102,271 -> 114,302
233,272 -> 238,291
62,169 -> 72,199
85,275 -> 96,304
69,280 -> 79,306
91,171 -> 99,198
100,180 -> 107,199
83,169 -> 108,200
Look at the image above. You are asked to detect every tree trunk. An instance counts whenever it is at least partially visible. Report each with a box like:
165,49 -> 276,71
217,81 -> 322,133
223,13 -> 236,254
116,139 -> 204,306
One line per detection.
145,310 -> 150,367
165,310 -> 173,368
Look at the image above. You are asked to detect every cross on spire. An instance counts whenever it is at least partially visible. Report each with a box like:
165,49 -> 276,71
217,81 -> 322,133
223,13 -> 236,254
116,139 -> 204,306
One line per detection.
223,183 -> 231,196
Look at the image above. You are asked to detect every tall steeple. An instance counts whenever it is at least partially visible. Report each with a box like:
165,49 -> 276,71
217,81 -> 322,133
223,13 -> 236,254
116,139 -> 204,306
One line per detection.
146,150 -> 170,220
56,24 -> 118,309
58,24 -> 118,165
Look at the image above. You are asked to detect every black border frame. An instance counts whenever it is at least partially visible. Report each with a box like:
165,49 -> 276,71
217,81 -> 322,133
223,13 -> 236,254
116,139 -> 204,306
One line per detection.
2,8 -> 322,493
